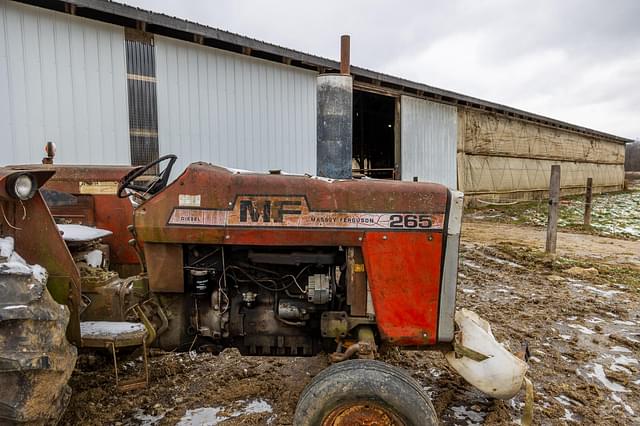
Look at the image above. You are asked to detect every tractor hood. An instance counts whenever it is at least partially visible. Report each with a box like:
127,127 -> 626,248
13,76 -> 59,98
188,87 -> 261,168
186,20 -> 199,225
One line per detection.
134,162 -> 451,246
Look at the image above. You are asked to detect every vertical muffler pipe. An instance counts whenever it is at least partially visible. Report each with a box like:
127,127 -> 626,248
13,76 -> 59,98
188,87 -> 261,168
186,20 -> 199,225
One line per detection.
317,35 -> 353,179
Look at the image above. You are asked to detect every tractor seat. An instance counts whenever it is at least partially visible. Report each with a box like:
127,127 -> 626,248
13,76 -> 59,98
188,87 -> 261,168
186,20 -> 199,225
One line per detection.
58,224 -> 112,244
80,321 -> 147,348
80,320 -> 150,392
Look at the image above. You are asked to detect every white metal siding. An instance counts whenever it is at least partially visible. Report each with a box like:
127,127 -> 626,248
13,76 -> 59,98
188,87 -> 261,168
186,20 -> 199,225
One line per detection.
0,1 -> 129,165
401,95 -> 457,188
155,36 -> 317,175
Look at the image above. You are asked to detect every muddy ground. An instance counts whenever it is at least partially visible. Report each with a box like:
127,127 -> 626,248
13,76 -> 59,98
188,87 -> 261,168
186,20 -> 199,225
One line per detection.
61,220 -> 640,425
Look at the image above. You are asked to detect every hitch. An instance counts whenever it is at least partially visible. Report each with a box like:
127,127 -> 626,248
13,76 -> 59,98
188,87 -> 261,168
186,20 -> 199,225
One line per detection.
330,326 -> 377,362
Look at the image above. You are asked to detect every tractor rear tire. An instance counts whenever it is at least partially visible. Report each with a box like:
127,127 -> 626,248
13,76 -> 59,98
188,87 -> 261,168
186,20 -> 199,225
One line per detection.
0,245 -> 77,425
294,359 -> 437,426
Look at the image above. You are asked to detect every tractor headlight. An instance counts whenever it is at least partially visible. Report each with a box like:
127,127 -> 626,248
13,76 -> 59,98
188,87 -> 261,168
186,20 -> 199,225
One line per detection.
8,173 -> 36,200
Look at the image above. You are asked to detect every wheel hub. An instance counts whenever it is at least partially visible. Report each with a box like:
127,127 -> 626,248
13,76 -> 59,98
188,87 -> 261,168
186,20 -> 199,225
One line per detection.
322,401 -> 407,426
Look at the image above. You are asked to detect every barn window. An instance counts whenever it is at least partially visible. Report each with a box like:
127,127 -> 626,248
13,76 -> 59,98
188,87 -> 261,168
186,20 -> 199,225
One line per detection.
125,29 -> 159,166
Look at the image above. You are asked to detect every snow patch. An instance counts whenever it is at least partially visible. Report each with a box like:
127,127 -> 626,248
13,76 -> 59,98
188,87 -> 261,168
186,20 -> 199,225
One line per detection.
561,408 -> 579,422
450,405 -> 485,425
130,408 -> 165,425
611,354 -> 638,367
554,394 -> 582,407
57,224 -> 112,242
611,393 -> 635,416
84,250 -> 103,268
31,264 -> 47,282
567,324 -> 595,335
611,346 -> 632,353
579,363 -> 629,393
0,261 -> 32,276
177,399 -> 272,425
478,253 -> 523,269
0,237 -> 14,259
583,285 -> 622,298
8,251 -> 26,265
612,320 -> 635,326
462,260 -> 482,270
80,321 -> 146,339
1,304 -> 27,310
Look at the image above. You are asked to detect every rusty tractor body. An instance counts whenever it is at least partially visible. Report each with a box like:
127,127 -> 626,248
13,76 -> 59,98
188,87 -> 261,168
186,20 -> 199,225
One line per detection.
0,156 -> 463,424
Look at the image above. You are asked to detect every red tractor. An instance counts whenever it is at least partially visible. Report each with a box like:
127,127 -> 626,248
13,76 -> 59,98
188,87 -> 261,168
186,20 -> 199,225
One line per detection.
0,154 -> 526,425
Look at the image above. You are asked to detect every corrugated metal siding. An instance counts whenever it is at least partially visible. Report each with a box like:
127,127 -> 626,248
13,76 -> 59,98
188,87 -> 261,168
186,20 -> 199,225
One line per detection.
126,37 -> 159,165
155,36 -> 317,175
400,95 -> 457,188
0,1 -> 129,165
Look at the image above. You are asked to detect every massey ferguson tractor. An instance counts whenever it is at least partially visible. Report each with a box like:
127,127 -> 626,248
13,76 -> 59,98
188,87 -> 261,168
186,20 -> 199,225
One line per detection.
0,154 -> 529,425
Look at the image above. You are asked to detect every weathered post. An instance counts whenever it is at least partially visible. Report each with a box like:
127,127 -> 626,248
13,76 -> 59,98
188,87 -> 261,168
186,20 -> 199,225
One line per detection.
545,165 -> 561,254
584,177 -> 593,227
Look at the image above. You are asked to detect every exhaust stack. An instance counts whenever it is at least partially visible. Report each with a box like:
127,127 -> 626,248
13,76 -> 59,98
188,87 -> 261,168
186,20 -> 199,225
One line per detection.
317,35 -> 353,179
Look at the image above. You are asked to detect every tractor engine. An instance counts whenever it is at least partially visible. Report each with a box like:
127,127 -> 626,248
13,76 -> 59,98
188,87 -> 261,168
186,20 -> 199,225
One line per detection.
186,245 -> 344,355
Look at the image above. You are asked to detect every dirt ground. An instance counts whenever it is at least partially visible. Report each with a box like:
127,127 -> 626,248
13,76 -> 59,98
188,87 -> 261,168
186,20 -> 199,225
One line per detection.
61,221 -> 640,425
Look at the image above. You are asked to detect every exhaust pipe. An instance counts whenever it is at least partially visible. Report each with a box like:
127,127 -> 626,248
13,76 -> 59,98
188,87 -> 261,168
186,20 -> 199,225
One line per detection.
317,35 -> 352,180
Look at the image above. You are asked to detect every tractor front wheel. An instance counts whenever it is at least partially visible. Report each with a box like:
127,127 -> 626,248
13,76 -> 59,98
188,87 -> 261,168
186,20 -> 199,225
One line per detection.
294,359 -> 437,426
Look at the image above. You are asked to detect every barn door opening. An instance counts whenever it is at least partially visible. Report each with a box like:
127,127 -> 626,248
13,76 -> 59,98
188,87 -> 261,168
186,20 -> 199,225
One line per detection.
352,90 -> 397,179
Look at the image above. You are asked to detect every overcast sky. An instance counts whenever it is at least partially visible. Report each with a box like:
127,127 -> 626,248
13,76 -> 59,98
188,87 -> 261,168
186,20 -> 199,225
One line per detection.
124,0 -> 639,140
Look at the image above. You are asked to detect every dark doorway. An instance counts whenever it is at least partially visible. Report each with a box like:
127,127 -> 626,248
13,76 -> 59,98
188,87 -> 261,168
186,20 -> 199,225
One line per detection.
352,90 -> 397,179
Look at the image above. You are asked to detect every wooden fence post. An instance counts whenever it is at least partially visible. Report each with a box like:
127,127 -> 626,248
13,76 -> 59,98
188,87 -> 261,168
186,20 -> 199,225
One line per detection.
584,177 -> 593,227
545,165 -> 561,254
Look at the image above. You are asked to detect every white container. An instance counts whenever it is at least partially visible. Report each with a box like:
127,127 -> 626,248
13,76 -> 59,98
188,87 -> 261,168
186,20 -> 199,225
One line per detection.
445,309 -> 528,399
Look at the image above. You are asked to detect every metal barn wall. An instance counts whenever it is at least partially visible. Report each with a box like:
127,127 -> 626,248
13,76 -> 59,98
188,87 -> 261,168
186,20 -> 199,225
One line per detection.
0,1 -> 129,165
400,95 -> 457,188
155,36 -> 317,175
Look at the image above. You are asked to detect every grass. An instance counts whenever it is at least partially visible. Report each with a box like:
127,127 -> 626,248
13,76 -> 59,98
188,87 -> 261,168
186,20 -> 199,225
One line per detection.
466,190 -> 640,240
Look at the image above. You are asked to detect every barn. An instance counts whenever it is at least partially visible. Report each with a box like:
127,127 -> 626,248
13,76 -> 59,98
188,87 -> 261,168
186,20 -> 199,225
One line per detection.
0,0 -> 632,202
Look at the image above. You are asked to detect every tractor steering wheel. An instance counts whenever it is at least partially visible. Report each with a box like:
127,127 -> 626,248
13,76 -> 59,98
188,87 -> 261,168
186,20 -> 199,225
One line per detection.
117,154 -> 178,199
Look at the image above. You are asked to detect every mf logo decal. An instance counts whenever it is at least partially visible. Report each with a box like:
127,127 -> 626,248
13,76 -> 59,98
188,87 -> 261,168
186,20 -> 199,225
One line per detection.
168,195 -> 444,230
238,199 -> 302,223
